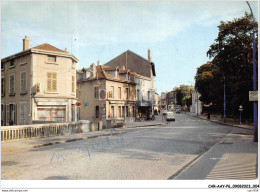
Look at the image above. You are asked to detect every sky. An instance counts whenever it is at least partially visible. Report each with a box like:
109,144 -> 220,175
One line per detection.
1,1 -> 259,95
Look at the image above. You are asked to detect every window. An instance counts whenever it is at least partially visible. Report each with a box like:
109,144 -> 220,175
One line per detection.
126,106 -> 129,117
96,106 -> 99,118
10,59 -> 14,68
1,62 -> 4,71
125,88 -> 129,100
72,76 -> 75,93
137,89 -> 140,100
148,91 -> 150,100
118,106 -> 121,117
132,106 -> 135,117
118,87 -> 121,99
1,104 -> 5,126
47,55 -> 56,62
122,106 -> 125,117
94,87 -> 99,98
20,72 -> 27,94
46,72 -> 57,92
9,74 -> 15,95
20,102 -> 27,125
109,86 -> 114,98
110,106 -> 114,118
20,55 -> 27,64
6,103 -> 16,125
1,77 -> 5,97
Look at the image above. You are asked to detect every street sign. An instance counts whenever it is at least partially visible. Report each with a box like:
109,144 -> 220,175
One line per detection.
75,101 -> 82,107
249,91 -> 258,101
99,89 -> 106,100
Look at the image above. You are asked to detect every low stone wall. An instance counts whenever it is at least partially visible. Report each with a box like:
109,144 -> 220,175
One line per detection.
1,122 -> 83,142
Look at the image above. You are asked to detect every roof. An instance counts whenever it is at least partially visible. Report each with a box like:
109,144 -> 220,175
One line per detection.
32,43 -> 65,53
104,50 -> 156,78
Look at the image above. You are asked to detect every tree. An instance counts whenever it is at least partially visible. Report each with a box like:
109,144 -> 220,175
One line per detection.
175,85 -> 194,107
196,12 -> 258,118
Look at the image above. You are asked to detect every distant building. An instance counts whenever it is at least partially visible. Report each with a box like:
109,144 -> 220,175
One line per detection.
1,36 -> 78,125
160,92 -> 166,110
190,91 -> 202,115
104,49 -> 156,119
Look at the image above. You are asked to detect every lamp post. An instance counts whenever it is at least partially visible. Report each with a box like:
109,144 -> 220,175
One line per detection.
246,1 -> 258,142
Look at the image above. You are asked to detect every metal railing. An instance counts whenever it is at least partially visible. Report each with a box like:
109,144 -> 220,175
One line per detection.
1,122 -> 82,142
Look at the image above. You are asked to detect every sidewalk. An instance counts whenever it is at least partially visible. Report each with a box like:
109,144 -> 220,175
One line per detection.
175,123 -> 258,180
187,112 -> 254,130
2,116 -> 165,154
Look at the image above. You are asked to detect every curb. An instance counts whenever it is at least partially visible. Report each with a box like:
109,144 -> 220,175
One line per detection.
32,131 -> 127,149
123,123 -> 166,128
187,113 -> 253,130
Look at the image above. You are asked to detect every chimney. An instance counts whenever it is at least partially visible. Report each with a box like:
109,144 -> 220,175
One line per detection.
148,49 -> 151,61
64,48 -> 69,53
23,35 -> 29,51
90,63 -> 96,78
97,60 -> 100,66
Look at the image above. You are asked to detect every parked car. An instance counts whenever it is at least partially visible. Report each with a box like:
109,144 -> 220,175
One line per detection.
166,112 -> 175,121
162,110 -> 168,116
175,109 -> 180,114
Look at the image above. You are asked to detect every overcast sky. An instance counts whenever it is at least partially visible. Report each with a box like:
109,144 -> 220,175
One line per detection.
1,1 -> 258,94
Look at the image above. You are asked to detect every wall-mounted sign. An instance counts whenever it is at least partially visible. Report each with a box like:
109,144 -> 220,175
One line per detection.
249,91 -> 258,101
99,89 -> 106,100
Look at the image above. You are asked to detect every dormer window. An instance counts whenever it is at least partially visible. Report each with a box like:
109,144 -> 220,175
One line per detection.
9,59 -> 15,68
47,55 -> 56,63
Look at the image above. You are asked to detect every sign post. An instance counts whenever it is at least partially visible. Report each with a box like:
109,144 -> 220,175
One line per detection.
239,105 -> 243,125
99,89 -> 106,131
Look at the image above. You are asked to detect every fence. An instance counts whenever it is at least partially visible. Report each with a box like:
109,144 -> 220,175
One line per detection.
1,122 -> 82,142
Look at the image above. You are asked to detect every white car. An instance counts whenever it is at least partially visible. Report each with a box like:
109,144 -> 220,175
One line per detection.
166,112 -> 175,121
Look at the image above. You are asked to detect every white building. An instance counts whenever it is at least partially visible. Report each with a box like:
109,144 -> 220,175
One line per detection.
190,91 -> 202,115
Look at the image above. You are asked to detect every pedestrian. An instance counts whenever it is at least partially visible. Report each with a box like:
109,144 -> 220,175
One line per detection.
207,111 -> 210,120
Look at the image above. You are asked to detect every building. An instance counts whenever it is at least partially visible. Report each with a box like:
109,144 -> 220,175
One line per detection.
190,90 -> 202,115
77,62 -> 137,128
160,92 -> 167,110
1,36 -> 78,125
104,49 -> 156,119
153,93 -> 160,114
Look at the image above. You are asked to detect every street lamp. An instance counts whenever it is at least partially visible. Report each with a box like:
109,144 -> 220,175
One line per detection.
246,1 -> 257,142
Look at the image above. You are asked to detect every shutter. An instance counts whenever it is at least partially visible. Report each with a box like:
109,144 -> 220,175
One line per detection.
20,103 -> 24,125
21,73 -> 25,92
52,73 -> 57,92
3,104 -> 6,125
6,104 -> 9,126
72,76 -> 75,92
47,73 -> 52,91
13,104 -> 16,125
24,103 -> 27,125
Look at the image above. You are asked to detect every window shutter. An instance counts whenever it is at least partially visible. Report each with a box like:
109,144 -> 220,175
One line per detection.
6,104 -> 9,126
72,76 -> 75,92
21,72 -> 26,92
47,73 -> 52,91
10,75 -> 14,94
52,73 -> 57,92
14,104 -> 16,125
24,103 -> 27,125
20,103 -> 24,125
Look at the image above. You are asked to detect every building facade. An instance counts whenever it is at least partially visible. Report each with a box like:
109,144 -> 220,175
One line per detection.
1,36 -> 78,125
104,49 -> 156,119
77,62 -> 137,127
190,90 -> 202,115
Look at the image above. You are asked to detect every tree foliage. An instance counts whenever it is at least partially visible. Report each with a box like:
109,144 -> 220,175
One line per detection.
195,12 -> 258,118
175,85 -> 194,107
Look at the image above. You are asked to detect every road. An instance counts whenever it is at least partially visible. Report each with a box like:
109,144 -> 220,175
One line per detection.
1,113 -> 254,180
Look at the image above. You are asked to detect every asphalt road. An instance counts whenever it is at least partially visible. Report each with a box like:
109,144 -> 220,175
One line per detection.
2,113 -> 234,180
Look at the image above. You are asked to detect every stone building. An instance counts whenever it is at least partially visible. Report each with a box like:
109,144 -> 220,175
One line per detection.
1,36 -> 78,125
77,62 -> 137,128
104,49 -> 156,119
